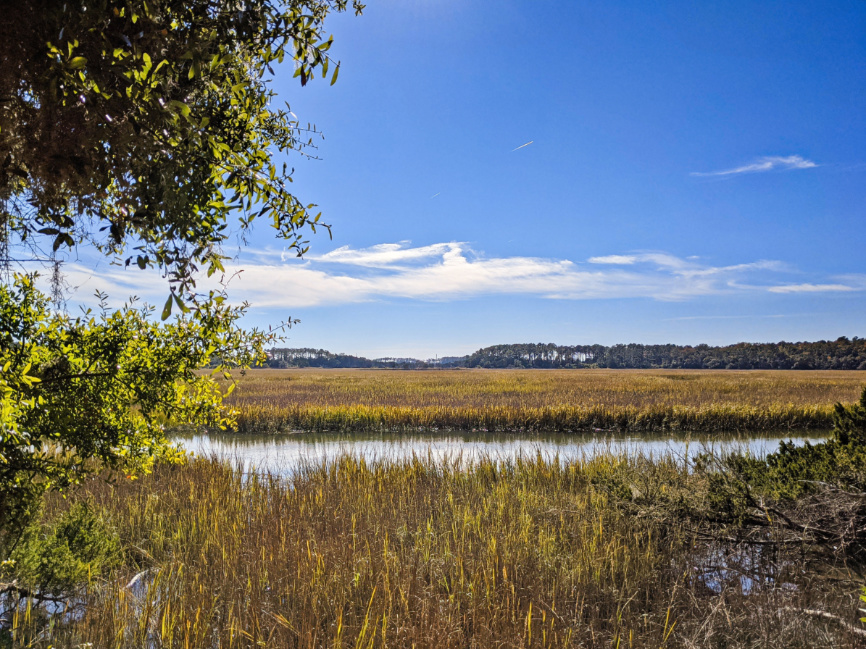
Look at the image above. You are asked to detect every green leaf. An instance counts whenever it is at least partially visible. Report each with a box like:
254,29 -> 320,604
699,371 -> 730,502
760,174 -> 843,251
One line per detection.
173,293 -> 190,314
168,100 -> 191,118
330,63 -> 340,86
141,52 -> 153,79
67,56 -> 87,70
161,294 -> 173,321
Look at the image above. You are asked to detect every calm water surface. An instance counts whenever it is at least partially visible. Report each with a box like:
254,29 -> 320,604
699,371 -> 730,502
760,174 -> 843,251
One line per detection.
175,431 -> 828,476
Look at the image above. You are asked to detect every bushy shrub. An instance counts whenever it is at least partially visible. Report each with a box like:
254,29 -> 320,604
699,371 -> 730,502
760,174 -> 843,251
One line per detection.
3,500 -> 121,598
720,386 -> 866,500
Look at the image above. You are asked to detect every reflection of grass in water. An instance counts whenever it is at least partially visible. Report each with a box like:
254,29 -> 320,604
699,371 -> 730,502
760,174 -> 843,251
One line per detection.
173,431 -> 829,479
219,368 -> 864,433
175,429 -> 828,448
26,453 -> 859,647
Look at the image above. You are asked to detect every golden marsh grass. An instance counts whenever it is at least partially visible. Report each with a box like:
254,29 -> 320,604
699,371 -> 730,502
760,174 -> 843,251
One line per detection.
226,369 -> 866,433
22,454 -> 859,648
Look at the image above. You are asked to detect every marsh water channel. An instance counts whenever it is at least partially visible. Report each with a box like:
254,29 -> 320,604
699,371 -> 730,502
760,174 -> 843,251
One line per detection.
176,430 -> 829,476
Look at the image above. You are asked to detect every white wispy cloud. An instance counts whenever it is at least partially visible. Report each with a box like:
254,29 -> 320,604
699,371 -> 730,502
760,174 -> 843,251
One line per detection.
691,155 -> 817,177
312,242 -> 455,268
587,255 -> 637,265
589,253 -> 781,277
54,242 -> 861,311
60,264 -> 169,302
667,314 -> 799,321
767,283 -> 856,294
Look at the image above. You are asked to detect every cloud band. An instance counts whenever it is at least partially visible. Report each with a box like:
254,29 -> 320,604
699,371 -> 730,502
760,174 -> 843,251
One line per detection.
52,242 -> 862,310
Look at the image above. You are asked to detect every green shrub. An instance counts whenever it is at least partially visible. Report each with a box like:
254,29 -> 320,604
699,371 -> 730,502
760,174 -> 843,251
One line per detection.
712,386 -> 866,501
4,500 -> 121,598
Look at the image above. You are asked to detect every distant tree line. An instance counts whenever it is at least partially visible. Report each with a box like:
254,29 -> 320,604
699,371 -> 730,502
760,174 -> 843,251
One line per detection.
266,348 -> 466,369
269,348 -> 376,369
265,337 -> 866,370
464,338 -> 866,369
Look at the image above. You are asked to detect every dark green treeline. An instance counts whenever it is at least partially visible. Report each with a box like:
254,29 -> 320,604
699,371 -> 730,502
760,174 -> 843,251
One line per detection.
267,336 -> 866,370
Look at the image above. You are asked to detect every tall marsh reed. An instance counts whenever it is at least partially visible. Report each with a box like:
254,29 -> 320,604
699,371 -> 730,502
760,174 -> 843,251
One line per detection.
225,369 -> 866,433
17,453 -> 861,648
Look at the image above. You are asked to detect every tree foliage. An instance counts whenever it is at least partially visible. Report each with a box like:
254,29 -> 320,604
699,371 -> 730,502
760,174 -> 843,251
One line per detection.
462,339 -> 866,370
262,339 -> 866,370
0,0 -> 362,540
0,0 -> 362,305
0,275 -> 274,541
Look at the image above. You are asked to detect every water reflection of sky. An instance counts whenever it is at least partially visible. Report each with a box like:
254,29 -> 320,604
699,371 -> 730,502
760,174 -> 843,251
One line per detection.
175,431 -> 828,477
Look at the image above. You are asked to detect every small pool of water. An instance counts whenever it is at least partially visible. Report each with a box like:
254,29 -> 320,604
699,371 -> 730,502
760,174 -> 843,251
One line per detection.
174,430 -> 828,476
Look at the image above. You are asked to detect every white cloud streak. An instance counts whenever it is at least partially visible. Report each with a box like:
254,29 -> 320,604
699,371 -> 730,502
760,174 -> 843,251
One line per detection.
768,283 -> 856,294
691,155 -> 817,177
587,255 -> 637,265
313,242 -> 454,268
55,242 -> 862,311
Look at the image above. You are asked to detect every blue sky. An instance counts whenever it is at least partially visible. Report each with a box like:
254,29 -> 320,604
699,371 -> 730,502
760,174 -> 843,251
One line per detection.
66,0 -> 866,358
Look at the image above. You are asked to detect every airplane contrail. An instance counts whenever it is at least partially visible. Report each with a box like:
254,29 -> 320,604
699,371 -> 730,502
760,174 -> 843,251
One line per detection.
511,140 -> 533,152
429,192 -> 441,199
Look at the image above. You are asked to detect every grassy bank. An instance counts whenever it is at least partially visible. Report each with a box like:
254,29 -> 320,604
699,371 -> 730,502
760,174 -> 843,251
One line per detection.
8,453 -> 863,648
226,369 -> 866,433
